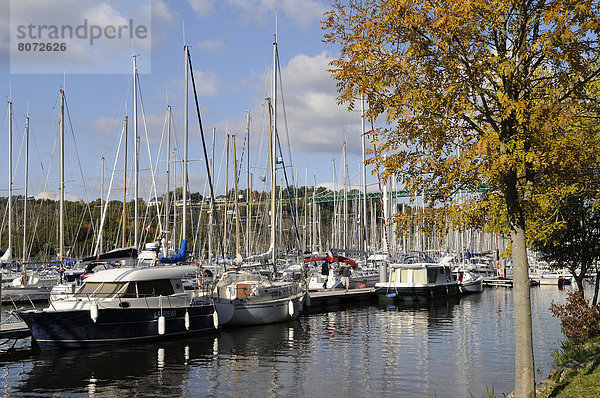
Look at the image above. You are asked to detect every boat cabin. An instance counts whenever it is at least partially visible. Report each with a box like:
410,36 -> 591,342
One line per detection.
73,266 -> 196,299
388,264 -> 452,285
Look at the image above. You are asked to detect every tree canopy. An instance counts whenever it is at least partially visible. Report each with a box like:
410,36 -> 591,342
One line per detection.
323,1 -> 600,396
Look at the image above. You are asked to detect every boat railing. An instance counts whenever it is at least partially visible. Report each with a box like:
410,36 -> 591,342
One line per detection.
62,292 -> 187,310
1,294 -> 38,309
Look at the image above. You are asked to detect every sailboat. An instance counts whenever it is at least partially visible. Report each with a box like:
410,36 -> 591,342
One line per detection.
1,100 -> 14,271
204,38 -> 307,326
2,101 -> 58,303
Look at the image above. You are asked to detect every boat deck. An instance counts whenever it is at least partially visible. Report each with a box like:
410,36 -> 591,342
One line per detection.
0,322 -> 30,339
307,287 -> 377,309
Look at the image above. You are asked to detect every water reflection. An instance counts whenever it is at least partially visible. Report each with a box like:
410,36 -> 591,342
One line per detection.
17,335 -> 217,396
0,286 -> 575,397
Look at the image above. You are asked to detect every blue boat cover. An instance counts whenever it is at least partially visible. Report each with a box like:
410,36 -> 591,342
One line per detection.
158,239 -> 187,264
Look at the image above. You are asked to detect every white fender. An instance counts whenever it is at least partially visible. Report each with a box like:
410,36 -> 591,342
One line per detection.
213,310 -> 219,329
184,311 -> 190,330
158,315 -> 166,335
288,300 -> 294,317
90,302 -> 99,323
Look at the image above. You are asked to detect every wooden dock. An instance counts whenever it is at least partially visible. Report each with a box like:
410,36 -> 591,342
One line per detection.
0,322 -> 30,339
483,277 -> 513,288
307,287 -> 377,310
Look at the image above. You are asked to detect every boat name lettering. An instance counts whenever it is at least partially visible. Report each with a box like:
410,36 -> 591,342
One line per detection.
155,310 -> 176,318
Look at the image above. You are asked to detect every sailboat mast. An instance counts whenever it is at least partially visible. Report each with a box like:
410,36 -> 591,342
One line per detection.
183,45 -> 189,241
224,134 -> 229,256
268,97 -> 276,267
246,111 -> 251,257
99,155 -> 104,252
123,117 -> 128,248
208,126 -> 215,263
59,90 -> 65,271
343,142 -> 347,251
23,116 -> 29,262
361,95 -> 367,260
271,36 -> 279,267
165,105 -> 171,242
7,100 -> 12,259
133,55 -> 139,250
233,135 -> 240,256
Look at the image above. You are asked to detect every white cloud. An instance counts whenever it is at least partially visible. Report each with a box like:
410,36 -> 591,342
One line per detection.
9,0 -> 152,74
152,0 -> 176,25
196,40 -> 225,53
185,0 -> 215,17
36,191 -> 79,201
166,68 -> 221,99
92,116 -> 122,136
226,0 -> 326,26
192,69 -> 221,96
274,51 -> 361,154
0,2 -> 9,63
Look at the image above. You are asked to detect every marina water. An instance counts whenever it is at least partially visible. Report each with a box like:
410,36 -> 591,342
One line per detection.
0,285 -> 574,397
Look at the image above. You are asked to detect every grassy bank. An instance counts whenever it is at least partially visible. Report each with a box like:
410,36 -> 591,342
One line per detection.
537,336 -> 600,397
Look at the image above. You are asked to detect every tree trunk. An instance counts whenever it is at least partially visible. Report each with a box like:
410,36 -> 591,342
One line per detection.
504,170 -> 536,397
575,273 -> 585,297
593,269 -> 600,308
511,226 -> 536,397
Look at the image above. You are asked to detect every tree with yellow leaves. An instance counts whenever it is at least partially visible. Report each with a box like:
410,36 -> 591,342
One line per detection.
323,1 -> 600,396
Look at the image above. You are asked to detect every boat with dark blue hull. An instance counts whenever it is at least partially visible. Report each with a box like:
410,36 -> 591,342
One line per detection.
18,266 -> 226,349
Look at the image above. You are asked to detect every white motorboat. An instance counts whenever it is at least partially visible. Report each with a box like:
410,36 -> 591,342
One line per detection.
529,271 -> 573,286
18,266 -> 228,349
2,271 -> 59,303
375,253 -> 460,301
454,269 -> 484,293
213,271 -> 306,326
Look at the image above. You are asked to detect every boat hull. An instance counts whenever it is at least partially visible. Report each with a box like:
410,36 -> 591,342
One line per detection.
227,294 -> 306,326
375,284 -> 460,301
460,280 -> 483,293
18,304 -> 217,349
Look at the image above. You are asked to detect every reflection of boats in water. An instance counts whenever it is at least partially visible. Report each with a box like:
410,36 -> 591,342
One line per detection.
17,336 -> 216,396
217,320 -> 304,355
379,296 -> 461,329
17,321 -> 306,396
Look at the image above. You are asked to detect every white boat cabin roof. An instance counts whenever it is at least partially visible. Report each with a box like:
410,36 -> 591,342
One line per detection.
84,266 -> 198,283
389,262 -> 448,270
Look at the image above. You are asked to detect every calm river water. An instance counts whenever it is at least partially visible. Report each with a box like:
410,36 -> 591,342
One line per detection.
0,284 -> 577,397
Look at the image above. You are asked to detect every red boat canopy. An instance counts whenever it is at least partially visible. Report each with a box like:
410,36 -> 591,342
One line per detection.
304,254 -> 357,269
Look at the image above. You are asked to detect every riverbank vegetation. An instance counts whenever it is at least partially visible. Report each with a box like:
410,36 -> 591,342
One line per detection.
536,292 -> 600,397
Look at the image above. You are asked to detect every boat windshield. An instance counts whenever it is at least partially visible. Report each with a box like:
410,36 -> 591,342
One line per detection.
76,279 -> 177,298
76,282 -> 128,298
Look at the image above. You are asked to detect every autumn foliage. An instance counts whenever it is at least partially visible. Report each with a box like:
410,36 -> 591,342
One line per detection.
551,291 -> 600,346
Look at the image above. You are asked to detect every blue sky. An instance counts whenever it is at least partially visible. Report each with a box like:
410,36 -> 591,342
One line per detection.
0,0 -> 373,204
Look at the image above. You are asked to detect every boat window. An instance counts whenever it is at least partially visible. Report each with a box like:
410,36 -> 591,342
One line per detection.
78,282 -> 128,298
78,282 -> 102,295
413,269 -> 427,284
122,281 -> 137,298
136,279 -> 175,297
399,269 -> 410,283
427,269 -> 437,284
96,282 -> 128,298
